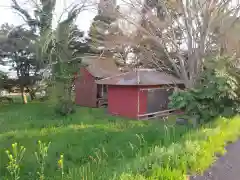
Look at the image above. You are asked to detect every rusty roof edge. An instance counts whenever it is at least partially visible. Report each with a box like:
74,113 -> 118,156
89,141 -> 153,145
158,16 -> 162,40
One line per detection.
82,55 -> 111,65
95,72 -> 130,84
95,70 -> 184,85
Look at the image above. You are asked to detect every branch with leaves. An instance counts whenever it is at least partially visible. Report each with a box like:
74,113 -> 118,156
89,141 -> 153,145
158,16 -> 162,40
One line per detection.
113,0 -> 240,88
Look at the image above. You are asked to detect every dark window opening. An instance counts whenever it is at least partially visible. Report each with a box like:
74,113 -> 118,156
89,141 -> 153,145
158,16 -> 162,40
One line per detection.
97,84 -> 108,99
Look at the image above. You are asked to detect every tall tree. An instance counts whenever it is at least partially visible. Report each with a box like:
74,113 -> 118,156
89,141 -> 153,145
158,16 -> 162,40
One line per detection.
11,0 -> 57,68
116,0 -> 240,88
10,0 -> 94,111
11,0 -> 56,34
41,3 -> 93,115
0,23 -> 40,103
88,0 -> 119,55
69,25 -> 92,56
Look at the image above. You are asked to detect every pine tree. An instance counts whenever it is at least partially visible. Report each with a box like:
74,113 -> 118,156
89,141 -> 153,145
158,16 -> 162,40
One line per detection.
88,0 -> 118,55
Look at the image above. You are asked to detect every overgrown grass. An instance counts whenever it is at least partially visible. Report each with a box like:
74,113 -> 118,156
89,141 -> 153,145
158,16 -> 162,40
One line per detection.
116,116 -> 240,180
0,102 -> 240,180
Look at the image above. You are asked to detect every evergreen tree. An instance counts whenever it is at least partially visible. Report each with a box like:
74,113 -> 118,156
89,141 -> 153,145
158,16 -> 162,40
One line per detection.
88,0 -> 118,55
69,25 -> 91,56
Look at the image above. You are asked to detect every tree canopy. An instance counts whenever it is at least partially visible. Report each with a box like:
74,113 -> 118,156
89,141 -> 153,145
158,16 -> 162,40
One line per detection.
114,0 -> 240,88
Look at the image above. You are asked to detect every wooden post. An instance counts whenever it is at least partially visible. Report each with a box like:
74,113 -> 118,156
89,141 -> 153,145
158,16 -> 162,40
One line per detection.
137,70 -> 140,120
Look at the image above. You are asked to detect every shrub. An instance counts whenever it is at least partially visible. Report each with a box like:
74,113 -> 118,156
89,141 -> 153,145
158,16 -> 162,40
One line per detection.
169,56 -> 240,123
55,99 -> 76,116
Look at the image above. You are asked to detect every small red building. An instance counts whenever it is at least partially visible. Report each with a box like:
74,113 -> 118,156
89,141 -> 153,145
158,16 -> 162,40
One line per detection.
96,69 -> 183,119
75,57 -> 120,107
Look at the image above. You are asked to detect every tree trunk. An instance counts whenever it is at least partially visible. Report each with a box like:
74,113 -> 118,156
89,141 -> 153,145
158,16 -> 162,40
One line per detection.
21,86 -> 28,104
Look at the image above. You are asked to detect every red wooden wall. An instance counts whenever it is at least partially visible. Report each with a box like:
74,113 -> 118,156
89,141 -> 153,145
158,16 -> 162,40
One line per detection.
107,85 -> 163,119
107,85 -> 147,119
75,68 -> 98,107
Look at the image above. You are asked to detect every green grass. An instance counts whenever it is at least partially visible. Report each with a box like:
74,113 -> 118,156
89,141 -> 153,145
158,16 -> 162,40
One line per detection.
0,102 -> 240,180
0,102 -> 190,179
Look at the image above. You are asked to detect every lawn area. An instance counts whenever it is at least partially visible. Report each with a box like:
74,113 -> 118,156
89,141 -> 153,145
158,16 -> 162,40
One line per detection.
0,102 -> 240,180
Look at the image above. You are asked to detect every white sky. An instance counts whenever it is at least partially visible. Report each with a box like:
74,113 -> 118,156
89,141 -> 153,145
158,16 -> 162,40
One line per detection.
0,0 -> 98,77
0,0 -> 97,32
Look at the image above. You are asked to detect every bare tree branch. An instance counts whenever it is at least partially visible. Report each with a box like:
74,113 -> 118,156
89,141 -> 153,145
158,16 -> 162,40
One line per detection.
11,0 -> 38,26
104,0 -> 240,88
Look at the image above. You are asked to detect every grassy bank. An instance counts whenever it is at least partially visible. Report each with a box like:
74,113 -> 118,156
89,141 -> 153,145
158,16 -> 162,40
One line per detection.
0,102 -> 240,179
116,116 -> 240,180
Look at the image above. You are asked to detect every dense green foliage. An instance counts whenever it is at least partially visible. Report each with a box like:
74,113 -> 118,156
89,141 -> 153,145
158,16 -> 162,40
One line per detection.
44,19 -> 84,115
1,101 -> 240,179
169,56 -> 240,123
0,23 -> 42,101
8,0 -> 90,112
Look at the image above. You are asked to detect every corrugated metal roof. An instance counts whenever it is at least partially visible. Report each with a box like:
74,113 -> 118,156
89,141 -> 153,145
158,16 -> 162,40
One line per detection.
96,69 -> 183,85
82,56 -> 120,78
